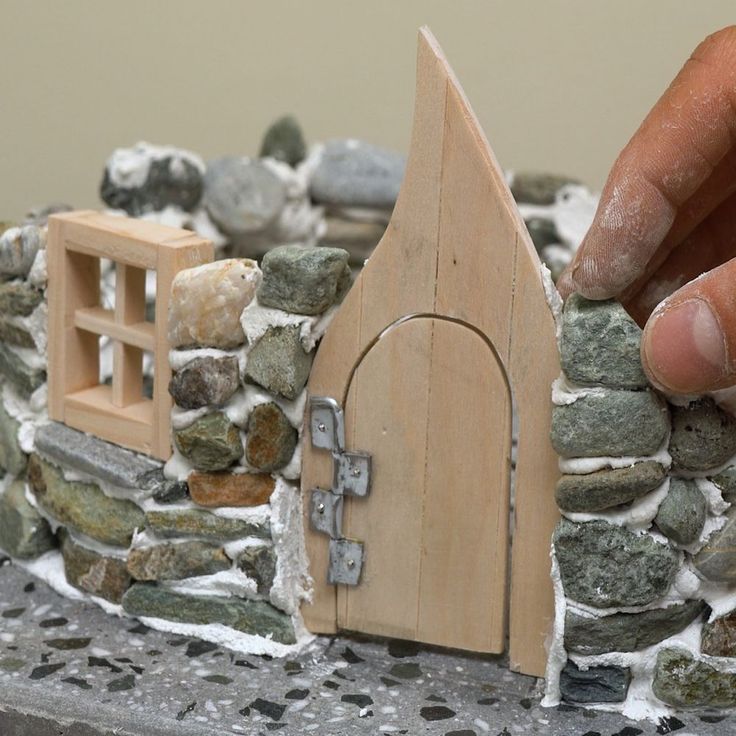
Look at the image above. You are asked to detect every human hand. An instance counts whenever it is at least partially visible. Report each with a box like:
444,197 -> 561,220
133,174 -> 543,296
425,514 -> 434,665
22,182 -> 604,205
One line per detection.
558,26 -> 736,396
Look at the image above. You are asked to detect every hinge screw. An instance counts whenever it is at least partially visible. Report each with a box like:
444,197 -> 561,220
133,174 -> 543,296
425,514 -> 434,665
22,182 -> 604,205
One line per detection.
351,467 -> 361,477
317,422 -> 326,432
317,503 -> 325,514
347,559 -> 355,569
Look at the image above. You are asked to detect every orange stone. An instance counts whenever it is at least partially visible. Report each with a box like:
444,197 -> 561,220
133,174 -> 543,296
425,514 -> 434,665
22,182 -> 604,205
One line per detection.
189,471 -> 275,507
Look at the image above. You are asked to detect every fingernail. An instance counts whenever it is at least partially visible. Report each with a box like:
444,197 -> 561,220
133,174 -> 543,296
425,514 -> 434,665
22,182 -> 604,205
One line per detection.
642,298 -> 727,393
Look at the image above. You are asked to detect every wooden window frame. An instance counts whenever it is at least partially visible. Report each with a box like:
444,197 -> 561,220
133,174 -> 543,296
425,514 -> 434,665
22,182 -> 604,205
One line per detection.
47,211 -> 213,460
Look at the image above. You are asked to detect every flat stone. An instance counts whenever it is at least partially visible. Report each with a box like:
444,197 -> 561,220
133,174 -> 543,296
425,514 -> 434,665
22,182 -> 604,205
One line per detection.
173,412 -> 243,472
28,455 -> 145,547
145,509 -> 269,541
555,461 -> 666,513
0,281 -> 43,316
309,139 -> 405,210
702,610 -> 736,656
711,466 -> 736,503
203,157 -> 286,236
126,542 -> 230,581
168,355 -> 240,410
0,225 -> 45,278
669,398 -> 736,472
0,480 -> 55,559
60,531 -> 131,604
320,216 -> 385,265
168,259 -> 260,349
655,478 -> 707,545
35,422 -> 161,489
653,647 -> 736,708
553,519 -> 678,608
524,217 -> 559,252
0,401 -> 26,476
565,600 -> 707,655
510,171 -> 580,205
122,584 -> 295,644
237,544 -> 277,595
559,661 -> 630,704
246,403 -> 298,472
258,245 -> 351,316
550,390 -> 668,458
0,343 -> 46,396
244,325 -> 313,401
560,295 -> 647,389
259,115 -> 307,167
693,506 -> 736,582
189,471 -> 275,507
0,320 -> 34,348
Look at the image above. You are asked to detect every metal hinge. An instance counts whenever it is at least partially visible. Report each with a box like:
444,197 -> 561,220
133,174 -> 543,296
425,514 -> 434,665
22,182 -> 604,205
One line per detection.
308,396 -> 372,586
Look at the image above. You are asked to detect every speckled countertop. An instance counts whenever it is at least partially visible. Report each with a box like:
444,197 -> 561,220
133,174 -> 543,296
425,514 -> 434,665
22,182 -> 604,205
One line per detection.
0,560 -> 731,736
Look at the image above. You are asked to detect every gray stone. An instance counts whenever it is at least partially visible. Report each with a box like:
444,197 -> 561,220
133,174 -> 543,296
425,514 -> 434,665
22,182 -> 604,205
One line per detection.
559,661 -> 630,704
0,320 -> 34,349
246,402 -> 298,472
555,461 -> 666,513
237,544 -> 277,595
137,469 -> 189,504
34,422 -> 161,489
702,610 -> 736,656
525,217 -> 559,252
0,480 -> 55,559
653,647 -> 736,708
309,140 -> 405,210
173,412 -> 243,472
560,295 -> 647,389
510,171 -> 580,205
0,343 -> 46,397
711,466 -> 736,503
320,216 -> 385,266
553,519 -> 678,608
669,398 -> 736,472
28,455 -> 145,547
550,390 -> 668,458
244,325 -> 313,400
203,157 -> 286,236
23,203 -> 73,227
0,281 -> 43,317
122,584 -> 295,644
565,600 -> 706,655
258,245 -> 351,316
146,509 -> 269,541
693,506 -> 736,582
0,225 -> 44,278
260,115 -> 307,167
126,542 -> 230,581
0,401 -> 26,476
168,356 -> 240,410
655,478 -> 707,545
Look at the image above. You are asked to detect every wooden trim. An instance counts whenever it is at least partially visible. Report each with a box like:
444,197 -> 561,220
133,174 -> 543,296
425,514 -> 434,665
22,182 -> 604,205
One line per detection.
74,308 -> 155,351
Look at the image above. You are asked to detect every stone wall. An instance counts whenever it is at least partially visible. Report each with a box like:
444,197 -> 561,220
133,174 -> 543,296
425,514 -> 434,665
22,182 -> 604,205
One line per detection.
547,295 -> 736,719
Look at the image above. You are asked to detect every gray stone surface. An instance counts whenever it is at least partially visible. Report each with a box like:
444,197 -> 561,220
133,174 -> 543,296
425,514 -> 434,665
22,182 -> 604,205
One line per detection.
524,216 -> 559,252
655,478 -> 707,545
122,584 -> 295,644
145,509 -> 269,542
246,402 -> 298,472
694,506 -> 736,582
669,398 -> 736,472
553,519 -> 679,608
550,389 -> 668,458
23,202 -> 74,227
173,412 -> 244,472
510,171 -> 580,205
260,115 -> 307,167
565,600 -> 707,655
560,294 -> 647,389
35,422 -> 161,489
702,610 -> 736,656
237,544 -> 277,595
309,139 -> 405,210
0,281 -> 43,316
711,466 -> 736,503
168,355 -> 240,410
0,480 -> 55,559
203,157 -> 286,236
244,325 -> 313,400
559,661 -> 630,703
555,461 -> 666,513
126,542 -> 230,581
0,319 -> 34,348
0,342 -> 46,396
258,244 -> 351,315
137,469 -> 189,504
0,401 -> 26,476
0,225 -> 44,278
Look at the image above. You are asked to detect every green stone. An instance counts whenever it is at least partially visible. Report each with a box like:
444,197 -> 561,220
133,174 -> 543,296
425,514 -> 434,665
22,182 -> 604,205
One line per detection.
122,584 -> 295,644
669,398 -> 736,472
510,171 -> 580,205
0,320 -> 34,348
0,343 -> 45,396
653,647 -> 736,708
553,519 -> 678,608
560,295 -> 647,389
173,412 -> 243,472
693,506 -> 736,582
259,115 -> 307,167
127,541 -> 230,581
565,600 -> 706,655
654,478 -> 706,545
244,325 -> 313,400
237,544 -> 277,595
28,455 -> 145,547
0,400 -> 26,475
0,480 -> 55,558
258,245 -> 351,316
550,390 -> 668,458
146,509 -> 269,541
702,610 -> 736,656
0,281 -> 43,316
711,467 -> 736,504
555,461 -> 666,513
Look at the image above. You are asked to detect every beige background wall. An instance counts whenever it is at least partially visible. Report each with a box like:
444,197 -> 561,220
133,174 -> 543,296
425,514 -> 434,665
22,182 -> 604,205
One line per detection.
1,0 -> 733,221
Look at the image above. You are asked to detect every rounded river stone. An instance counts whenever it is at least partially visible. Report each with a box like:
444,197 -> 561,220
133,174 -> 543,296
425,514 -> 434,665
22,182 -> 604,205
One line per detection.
669,398 -> 736,472
259,115 -> 307,167
550,390 -> 668,458
169,355 -> 240,410
510,171 -> 580,205
654,478 -> 706,545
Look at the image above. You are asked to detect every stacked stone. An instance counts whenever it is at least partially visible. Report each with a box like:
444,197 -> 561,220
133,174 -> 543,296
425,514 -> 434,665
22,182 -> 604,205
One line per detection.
549,294 -> 736,714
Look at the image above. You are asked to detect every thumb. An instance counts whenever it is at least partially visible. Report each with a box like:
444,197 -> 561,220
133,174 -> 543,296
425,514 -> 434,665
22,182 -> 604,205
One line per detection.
641,258 -> 736,394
